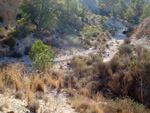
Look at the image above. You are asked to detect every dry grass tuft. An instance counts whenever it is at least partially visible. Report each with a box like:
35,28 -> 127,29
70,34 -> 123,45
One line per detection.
48,76 -> 57,88
28,99 -> 40,113
15,90 -> 24,100
124,38 -> 131,44
32,76 -> 44,92
43,96 -> 49,105
0,74 -> 4,93
119,44 -> 132,55
57,73 -> 64,90
104,98 -> 149,113
35,91 -> 44,100
70,95 -> 103,113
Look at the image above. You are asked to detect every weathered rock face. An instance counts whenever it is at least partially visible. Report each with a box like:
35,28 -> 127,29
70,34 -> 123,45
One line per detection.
0,0 -> 20,26
79,0 -> 99,14
132,17 -> 150,39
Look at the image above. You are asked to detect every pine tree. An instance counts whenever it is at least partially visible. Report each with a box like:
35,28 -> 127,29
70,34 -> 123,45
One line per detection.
19,0 -> 59,32
115,0 -> 128,19
139,3 -> 150,22
124,7 -> 135,23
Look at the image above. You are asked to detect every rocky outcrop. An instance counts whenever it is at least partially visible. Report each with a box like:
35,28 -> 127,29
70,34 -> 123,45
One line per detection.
132,17 -> 150,39
0,0 -> 20,26
79,0 -> 99,14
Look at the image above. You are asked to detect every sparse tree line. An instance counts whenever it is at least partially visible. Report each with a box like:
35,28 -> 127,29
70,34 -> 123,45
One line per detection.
19,0 -> 85,33
19,0 -> 150,34
98,0 -> 150,23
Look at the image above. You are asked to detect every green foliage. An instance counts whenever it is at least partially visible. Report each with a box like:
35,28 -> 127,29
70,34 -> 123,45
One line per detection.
16,18 -> 35,38
124,7 -> 135,23
3,31 -> 16,50
98,0 -> 119,16
80,26 -> 101,38
115,0 -> 128,19
83,38 -> 91,45
134,0 -> 145,15
0,28 -> 5,36
119,44 -> 132,55
19,0 -> 58,32
56,0 -> 84,33
29,40 -> 55,71
139,3 -> 150,22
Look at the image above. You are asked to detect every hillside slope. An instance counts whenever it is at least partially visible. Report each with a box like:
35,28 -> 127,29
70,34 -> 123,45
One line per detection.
0,0 -> 20,26
132,17 -> 150,39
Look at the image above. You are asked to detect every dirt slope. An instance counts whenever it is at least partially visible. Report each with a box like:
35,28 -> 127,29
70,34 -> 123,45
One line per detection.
132,17 -> 150,39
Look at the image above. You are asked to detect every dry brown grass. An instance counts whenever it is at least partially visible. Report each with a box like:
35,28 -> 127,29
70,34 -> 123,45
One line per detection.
31,76 -> 45,92
15,90 -> 24,100
48,76 -> 57,88
57,73 -> 64,90
70,95 -> 103,113
104,98 -> 149,113
24,78 -> 33,105
124,38 -> 131,44
28,99 -> 40,113
0,73 -> 4,93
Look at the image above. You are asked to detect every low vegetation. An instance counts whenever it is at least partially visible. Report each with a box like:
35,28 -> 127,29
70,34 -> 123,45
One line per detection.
29,40 -> 55,71
68,45 -> 150,112
0,0 -> 150,112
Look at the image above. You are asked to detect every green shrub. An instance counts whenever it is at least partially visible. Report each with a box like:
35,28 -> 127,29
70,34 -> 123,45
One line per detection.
4,32 -> 16,50
119,44 -> 132,55
5,24 -> 11,30
16,19 -> 35,39
84,38 -> 91,45
71,57 -> 87,69
29,40 -> 55,71
92,30 -> 99,37
17,25 -> 32,38
0,28 -> 5,36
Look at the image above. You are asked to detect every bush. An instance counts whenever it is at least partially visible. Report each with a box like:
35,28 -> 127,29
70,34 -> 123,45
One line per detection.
105,98 -> 149,113
11,51 -> 22,58
15,90 -> 24,100
119,44 -> 132,55
29,40 -> 55,71
124,38 -> 131,44
71,57 -> 87,69
28,99 -> 40,113
126,27 -> 134,37
0,16 -> 3,23
92,30 -> 99,37
109,58 -> 121,73
24,47 -> 31,55
16,19 -> 35,39
3,32 -> 16,50
83,38 -> 91,45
